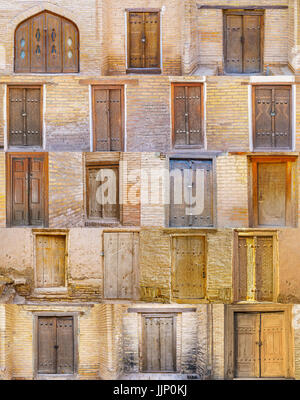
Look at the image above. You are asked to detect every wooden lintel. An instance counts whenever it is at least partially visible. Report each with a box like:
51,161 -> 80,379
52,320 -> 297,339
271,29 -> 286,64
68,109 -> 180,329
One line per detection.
79,79 -> 139,86
127,308 -> 197,313
241,82 -> 296,86
197,5 -> 288,10
0,82 -> 55,86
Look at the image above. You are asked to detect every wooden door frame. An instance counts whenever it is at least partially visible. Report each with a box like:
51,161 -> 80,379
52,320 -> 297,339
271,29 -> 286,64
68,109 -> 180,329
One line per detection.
171,83 -> 205,150
233,230 -> 279,303
91,85 -> 125,152
224,304 -> 294,379
223,10 -> 264,75
248,155 -> 298,228
252,85 -> 293,151
33,312 -> 79,379
170,233 -> 207,303
6,152 -> 49,227
126,9 -> 161,74
141,313 -> 177,373
7,85 -> 43,149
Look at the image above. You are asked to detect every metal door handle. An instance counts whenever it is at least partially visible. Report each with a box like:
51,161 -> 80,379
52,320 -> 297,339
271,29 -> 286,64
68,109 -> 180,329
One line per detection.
141,37 -> 146,43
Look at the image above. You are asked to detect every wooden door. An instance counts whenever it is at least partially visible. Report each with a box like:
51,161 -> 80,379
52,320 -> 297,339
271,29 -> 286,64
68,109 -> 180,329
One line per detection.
93,87 -> 123,151
38,316 -> 74,375
173,236 -> 206,299
253,86 -> 291,150
234,312 -> 285,378
104,232 -> 139,299
30,13 -> 46,73
87,165 -> 119,221
142,315 -> 175,372
225,13 -> 262,74
8,87 -> 42,147
128,12 -> 160,70
46,13 -> 62,73
173,84 -> 203,148
169,159 -> 213,227
257,163 -> 286,226
36,235 -> 66,288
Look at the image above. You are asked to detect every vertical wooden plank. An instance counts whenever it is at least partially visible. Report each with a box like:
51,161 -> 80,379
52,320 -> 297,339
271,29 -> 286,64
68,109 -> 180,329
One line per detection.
225,15 -> 243,73
102,166 -> 119,220
15,20 -> 30,72
37,317 -> 56,374
246,237 -> 256,301
62,19 -> 79,73
256,237 -> 274,301
29,157 -> 45,226
187,86 -> 202,146
132,232 -> 140,300
87,167 -> 103,219
94,89 -> 109,151
144,12 -> 160,68
25,88 -> 42,146
128,12 -> 144,68
46,12 -> 62,73
11,157 -> 28,226
254,87 -> 273,149
57,317 -> 74,374
8,88 -> 25,146
160,317 -> 175,372
117,233 -> 133,299
104,233 -> 118,298
243,16 -> 261,73
173,86 -> 187,147
192,160 -> 213,227
109,89 -> 123,151
274,87 -> 291,149
169,160 -> 189,227
36,235 -> 45,287
31,13 -> 46,72
237,237 -> 248,301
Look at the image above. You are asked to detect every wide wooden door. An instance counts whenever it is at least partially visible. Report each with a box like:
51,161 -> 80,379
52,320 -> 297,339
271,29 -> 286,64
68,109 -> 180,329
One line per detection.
8,87 -> 42,147
172,236 -> 206,299
93,87 -> 123,151
36,235 -> 66,288
38,316 -> 74,375
234,312 -> 285,378
104,232 -> 139,299
253,86 -> 291,150
225,13 -> 262,74
142,315 -> 175,372
127,12 -> 160,71
169,159 -> 213,227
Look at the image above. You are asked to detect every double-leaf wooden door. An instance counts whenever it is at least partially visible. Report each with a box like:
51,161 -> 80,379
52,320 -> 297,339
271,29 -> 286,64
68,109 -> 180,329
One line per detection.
38,316 -> 74,375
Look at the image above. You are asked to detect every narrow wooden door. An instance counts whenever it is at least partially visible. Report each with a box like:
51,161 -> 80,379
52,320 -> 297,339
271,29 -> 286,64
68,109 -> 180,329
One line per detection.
173,236 -> 206,299
234,312 -> 285,378
36,235 -> 66,288
9,87 -> 42,147
104,232 -> 139,299
169,159 -> 213,227
38,316 -> 74,375
93,87 -> 123,151
128,12 -> 160,70
253,86 -> 291,150
225,13 -> 262,74
142,315 -> 175,372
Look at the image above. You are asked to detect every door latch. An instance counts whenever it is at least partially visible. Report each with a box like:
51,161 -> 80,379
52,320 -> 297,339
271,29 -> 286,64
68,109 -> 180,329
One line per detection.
270,111 -> 276,117
256,341 -> 263,347
54,345 -> 59,349
22,113 -> 27,117
141,36 -> 146,43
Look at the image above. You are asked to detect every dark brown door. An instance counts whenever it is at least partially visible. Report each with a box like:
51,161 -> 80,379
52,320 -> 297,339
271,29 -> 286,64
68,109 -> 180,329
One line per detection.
93,87 -> 123,151
253,86 -> 291,150
8,153 -> 47,227
128,12 -> 160,70
38,316 -> 74,375
8,87 -> 42,147
170,159 -> 213,227
142,315 -> 175,372
234,312 -> 285,378
225,13 -> 262,74
173,84 -> 203,148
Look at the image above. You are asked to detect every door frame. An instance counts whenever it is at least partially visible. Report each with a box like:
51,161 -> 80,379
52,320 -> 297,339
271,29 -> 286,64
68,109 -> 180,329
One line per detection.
6,152 -> 49,227
223,9 -> 264,75
33,312 -> 79,379
224,304 -> 294,379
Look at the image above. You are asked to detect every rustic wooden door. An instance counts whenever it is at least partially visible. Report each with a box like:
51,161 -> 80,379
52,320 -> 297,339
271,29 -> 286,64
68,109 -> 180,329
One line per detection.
234,312 -> 285,378
93,87 -> 123,151
128,12 -> 160,70
9,154 -> 47,226
237,236 -> 274,302
173,84 -> 203,148
142,315 -> 175,372
87,165 -> 119,221
104,232 -> 139,299
225,13 -> 262,74
36,235 -> 66,288
253,86 -> 291,150
9,87 -> 42,147
173,236 -> 206,299
169,159 -> 213,227
38,316 -> 74,375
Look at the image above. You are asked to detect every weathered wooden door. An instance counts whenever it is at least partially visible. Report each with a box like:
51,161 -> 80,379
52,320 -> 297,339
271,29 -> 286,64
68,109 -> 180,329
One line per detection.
172,84 -> 203,148
93,87 -> 123,151
36,235 -> 66,288
38,316 -> 74,375
169,159 -> 213,227
104,232 -> 139,299
128,12 -> 160,71
8,153 -> 47,226
172,236 -> 206,299
253,86 -> 291,150
237,236 -> 274,302
235,312 -> 285,378
87,165 -> 119,221
225,13 -> 262,74
8,87 -> 42,147
142,315 -> 175,372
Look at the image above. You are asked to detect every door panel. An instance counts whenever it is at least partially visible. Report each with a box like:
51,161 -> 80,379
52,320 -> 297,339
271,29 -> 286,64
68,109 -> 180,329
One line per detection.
38,317 -> 56,374
15,20 -> 30,73
109,89 -> 122,151
46,13 -> 62,72
31,13 -> 46,72
144,12 -> 160,68
94,89 -> 109,151
25,88 -> 41,146
128,12 -> 144,68
62,19 -> 78,72
9,88 -> 25,146
225,15 -> 243,73
173,86 -> 186,147
243,16 -> 261,73
188,86 -> 202,145
56,317 -> 74,374
274,88 -> 291,149
29,158 -> 45,225
254,88 -> 273,148
237,237 -> 248,301
255,237 -> 273,302
12,157 -> 28,225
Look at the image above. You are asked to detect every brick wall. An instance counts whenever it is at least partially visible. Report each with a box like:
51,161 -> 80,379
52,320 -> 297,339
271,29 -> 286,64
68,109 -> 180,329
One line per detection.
0,152 -> 5,227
